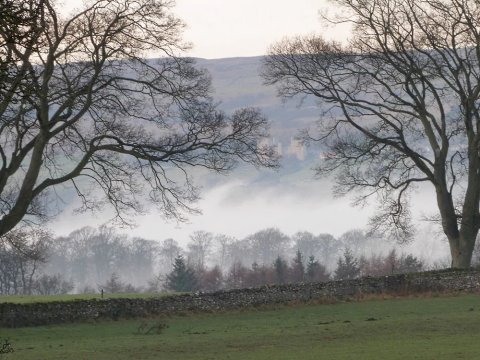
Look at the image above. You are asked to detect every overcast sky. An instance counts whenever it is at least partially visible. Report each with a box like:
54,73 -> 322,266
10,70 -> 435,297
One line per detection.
174,0 -> 348,58
61,0 -> 349,59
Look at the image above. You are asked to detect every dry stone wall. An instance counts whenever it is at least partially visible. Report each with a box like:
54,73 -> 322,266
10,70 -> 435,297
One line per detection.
1,269 -> 480,327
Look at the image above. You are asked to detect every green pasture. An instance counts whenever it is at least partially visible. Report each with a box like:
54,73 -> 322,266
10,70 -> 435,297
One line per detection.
2,294 -> 480,359
0,293 -> 171,304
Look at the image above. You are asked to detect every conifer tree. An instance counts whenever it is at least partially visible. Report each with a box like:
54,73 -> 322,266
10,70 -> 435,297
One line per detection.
306,255 -> 329,283
334,248 -> 360,280
273,256 -> 288,284
290,250 -> 305,283
165,256 -> 197,292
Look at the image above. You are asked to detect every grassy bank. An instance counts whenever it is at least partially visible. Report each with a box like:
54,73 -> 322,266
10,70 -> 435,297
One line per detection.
1,294 -> 480,359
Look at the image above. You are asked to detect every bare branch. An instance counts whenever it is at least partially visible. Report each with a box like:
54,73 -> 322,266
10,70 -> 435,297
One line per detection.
0,0 -> 278,235
264,0 -> 480,267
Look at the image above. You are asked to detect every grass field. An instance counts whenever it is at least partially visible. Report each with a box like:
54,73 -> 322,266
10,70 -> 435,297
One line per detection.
2,294 -> 480,359
0,293 -> 172,304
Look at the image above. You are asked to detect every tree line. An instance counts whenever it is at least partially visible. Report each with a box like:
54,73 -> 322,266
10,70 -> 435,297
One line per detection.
0,225 -> 434,295
163,247 -> 424,293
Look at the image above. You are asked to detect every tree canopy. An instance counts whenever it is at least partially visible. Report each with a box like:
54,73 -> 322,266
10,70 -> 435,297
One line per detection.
263,0 -> 480,268
0,0 -> 277,236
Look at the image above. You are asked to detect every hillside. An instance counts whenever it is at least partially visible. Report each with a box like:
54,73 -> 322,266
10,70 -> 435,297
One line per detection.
50,57 -> 442,256
197,56 -> 320,159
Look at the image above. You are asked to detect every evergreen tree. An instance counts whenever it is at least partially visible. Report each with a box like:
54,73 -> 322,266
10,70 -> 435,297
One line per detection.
306,256 -> 329,283
290,250 -> 305,283
100,273 -> 126,294
165,255 -> 197,292
334,248 -> 360,280
273,256 -> 288,284
397,254 -> 424,274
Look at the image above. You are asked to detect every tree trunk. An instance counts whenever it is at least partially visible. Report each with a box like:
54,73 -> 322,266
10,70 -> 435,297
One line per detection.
435,182 -> 478,269
449,234 -> 476,269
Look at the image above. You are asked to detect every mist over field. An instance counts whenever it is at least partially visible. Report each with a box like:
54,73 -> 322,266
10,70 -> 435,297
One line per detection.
50,57 -> 445,255
0,54 -> 450,297
15,56 -> 448,296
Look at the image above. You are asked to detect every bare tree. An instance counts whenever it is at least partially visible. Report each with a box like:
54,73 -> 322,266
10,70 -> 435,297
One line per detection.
339,229 -> 370,258
213,233 -> 234,269
90,225 -> 126,283
33,273 -> 74,295
224,261 -> 248,289
223,237 -> 252,267
45,225 -> 158,290
158,237 -> 182,273
264,0 -> 480,268
0,0 -> 277,236
292,231 -> 320,260
0,228 -> 49,294
187,230 -> 213,271
305,233 -> 341,271
247,228 -> 291,266
53,226 -> 96,287
122,237 -> 158,285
